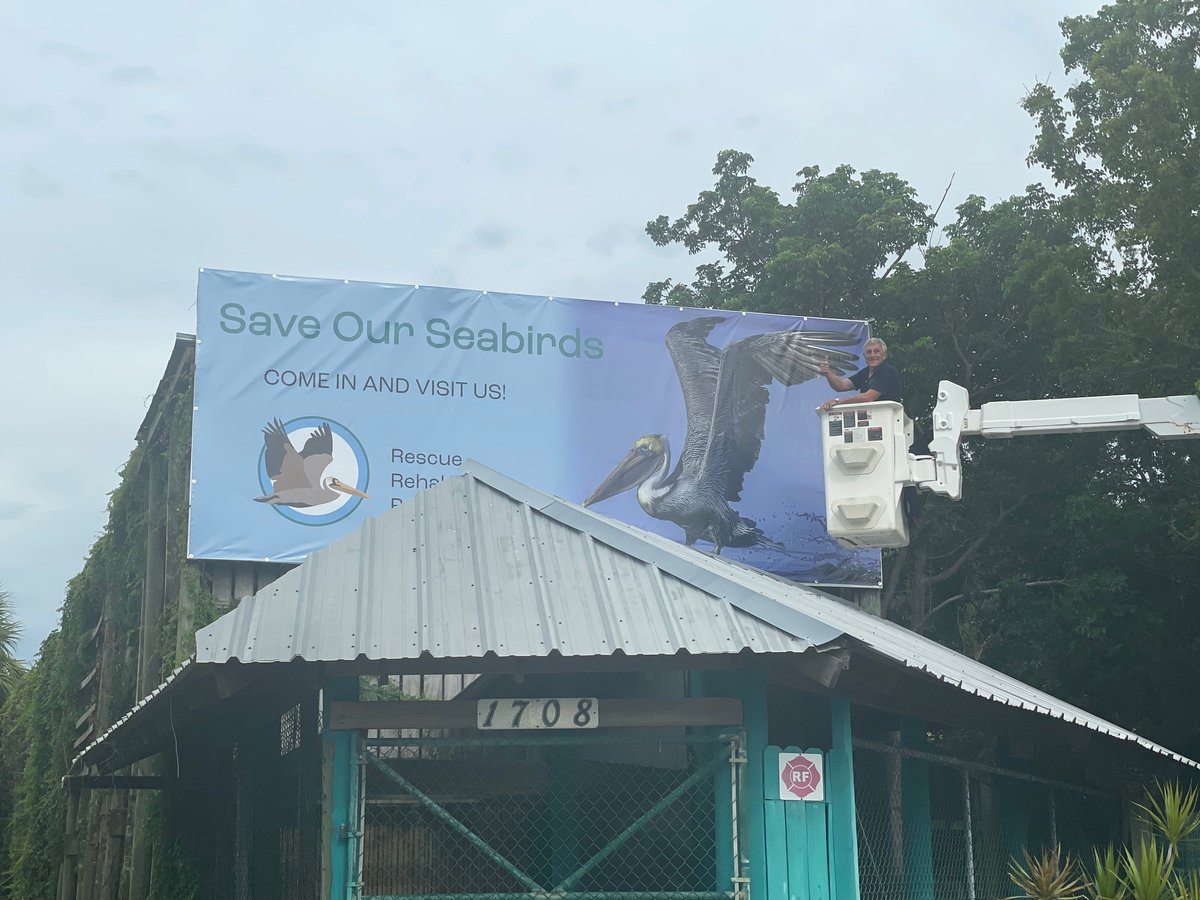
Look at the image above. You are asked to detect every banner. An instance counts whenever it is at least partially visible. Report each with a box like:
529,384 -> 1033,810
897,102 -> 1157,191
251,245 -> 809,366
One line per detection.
189,269 -> 881,586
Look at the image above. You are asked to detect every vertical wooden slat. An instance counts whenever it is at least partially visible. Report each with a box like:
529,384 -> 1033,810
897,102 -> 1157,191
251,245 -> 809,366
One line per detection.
232,565 -> 256,607
803,800 -> 830,900
210,562 -> 234,609
401,675 -> 421,698
784,798 -> 809,900
762,746 -> 788,900
137,452 -> 167,696
422,673 -> 445,700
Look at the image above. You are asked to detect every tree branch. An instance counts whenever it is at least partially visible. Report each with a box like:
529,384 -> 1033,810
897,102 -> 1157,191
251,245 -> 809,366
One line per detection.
929,173 -> 956,229
943,310 -> 974,391
880,253 -> 907,280
924,578 -> 1074,622
925,494 -> 1031,587
882,545 -> 910,618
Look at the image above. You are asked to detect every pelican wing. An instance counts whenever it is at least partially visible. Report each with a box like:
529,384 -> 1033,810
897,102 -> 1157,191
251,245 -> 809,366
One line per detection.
298,423 -> 335,488
262,419 -> 310,492
664,317 -> 726,481
698,327 -> 861,501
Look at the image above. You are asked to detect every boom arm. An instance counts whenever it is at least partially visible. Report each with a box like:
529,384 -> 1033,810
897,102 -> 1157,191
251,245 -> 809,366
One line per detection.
819,382 -> 1200,549
915,382 -> 1200,501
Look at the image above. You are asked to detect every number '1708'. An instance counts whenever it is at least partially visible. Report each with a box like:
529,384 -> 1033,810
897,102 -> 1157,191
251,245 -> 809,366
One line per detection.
476,698 -> 599,730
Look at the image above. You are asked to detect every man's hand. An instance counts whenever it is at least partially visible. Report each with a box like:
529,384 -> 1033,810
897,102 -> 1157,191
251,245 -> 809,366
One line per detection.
820,355 -> 830,376
820,398 -> 839,411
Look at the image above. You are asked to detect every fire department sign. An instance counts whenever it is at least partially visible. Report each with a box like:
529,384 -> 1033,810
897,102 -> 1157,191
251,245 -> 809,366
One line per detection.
778,751 -> 825,801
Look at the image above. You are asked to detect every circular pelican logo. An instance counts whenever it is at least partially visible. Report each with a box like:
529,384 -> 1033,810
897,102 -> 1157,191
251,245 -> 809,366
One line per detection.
254,416 -> 370,526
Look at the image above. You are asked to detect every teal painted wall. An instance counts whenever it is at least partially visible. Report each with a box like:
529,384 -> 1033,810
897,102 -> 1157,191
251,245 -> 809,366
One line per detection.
694,669 -> 863,900
764,745 -> 832,900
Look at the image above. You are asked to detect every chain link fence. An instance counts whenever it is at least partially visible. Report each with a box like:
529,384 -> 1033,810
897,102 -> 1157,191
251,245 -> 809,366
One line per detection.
355,732 -> 743,900
223,701 -> 323,900
853,739 -> 1122,900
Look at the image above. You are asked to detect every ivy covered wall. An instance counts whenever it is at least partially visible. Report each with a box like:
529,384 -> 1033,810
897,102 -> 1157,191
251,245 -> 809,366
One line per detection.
0,340 -> 227,900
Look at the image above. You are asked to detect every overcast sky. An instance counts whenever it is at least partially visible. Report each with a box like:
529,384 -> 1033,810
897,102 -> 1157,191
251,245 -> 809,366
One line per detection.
0,1 -> 1098,662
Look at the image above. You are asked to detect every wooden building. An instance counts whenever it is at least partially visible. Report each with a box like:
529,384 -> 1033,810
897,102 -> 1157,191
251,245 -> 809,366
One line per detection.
63,453 -> 1198,900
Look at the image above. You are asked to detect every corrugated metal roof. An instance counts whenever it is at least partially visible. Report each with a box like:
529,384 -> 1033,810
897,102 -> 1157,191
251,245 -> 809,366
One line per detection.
196,468 -> 834,663
196,461 -> 1198,769
70,658 -> 199,772
74,462 -> 1193,774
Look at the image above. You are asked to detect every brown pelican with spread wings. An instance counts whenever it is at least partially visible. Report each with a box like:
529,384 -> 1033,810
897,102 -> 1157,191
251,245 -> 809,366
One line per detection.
584,316 -> 858,552
254,419 -> 369,507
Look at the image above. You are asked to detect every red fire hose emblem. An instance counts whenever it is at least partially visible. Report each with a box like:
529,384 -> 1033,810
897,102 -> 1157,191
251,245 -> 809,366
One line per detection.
782,755 -> 821,799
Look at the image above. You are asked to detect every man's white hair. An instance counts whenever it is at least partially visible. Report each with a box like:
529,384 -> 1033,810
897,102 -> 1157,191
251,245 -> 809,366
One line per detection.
865,337 -> 888,352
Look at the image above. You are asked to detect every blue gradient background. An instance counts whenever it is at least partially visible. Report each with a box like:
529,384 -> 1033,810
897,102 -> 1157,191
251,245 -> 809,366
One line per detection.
190,269 -> 881,585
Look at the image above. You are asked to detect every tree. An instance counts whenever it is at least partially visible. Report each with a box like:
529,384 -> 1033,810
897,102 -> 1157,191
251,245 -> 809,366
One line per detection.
0,585 -> 23,704
0,586 -> 28,899
643,150 -> 933,317
1022,0 -> 1200,397
644,147 -> 1200,759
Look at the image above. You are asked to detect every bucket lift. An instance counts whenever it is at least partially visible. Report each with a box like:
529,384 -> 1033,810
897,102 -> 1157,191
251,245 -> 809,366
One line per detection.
820,382 -> 1200,549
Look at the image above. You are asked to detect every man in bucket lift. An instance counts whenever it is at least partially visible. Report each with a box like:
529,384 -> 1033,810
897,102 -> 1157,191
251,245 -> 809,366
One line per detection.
819,338 -> 923,525
819,337 -> 902,409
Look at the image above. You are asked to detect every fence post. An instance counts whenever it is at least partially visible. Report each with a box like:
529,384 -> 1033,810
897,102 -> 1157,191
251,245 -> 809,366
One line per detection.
693,666 -> 768,900
827,698 -> 860,900
996,740 -> 1031,862
1048,790 -> 1057,849
689,671 -> 736,892
962,770 -> 976,900
547,747 -> 583,884
900,719 -> 934,900
323,676 -> 359,900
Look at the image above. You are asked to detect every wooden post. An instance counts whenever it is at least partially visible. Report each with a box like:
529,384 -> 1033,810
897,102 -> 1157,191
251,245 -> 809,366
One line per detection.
58,782 -> 82,900
827,698 -> 861,900
323,677 -> 359,900
901,718 -> 934,900
688,671 -> 736,891
137,451 -> 166,698
250,713 -> 283,899
996,739 -> 1031,863
693,666 -> 767,900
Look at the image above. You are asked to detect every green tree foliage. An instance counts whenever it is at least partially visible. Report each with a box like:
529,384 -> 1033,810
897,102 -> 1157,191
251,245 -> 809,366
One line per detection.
0,586 -> 26,897
1023,0 -> 1200,397
0,361 -> 219,899
0,585 -> 23,702
1,631 -> 69,900
646,137 -> 1200,759
643,150 -> 933,315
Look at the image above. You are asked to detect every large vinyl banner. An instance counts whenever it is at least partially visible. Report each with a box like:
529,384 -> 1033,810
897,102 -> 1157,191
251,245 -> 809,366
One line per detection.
189,269 -> 882,586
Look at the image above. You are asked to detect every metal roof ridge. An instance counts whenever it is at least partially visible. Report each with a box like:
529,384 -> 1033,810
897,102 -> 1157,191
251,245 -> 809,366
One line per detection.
459,460 -> 845,648
457,461 -> 1200,771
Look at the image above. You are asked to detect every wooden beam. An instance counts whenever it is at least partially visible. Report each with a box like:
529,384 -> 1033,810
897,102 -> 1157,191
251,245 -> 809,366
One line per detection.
320,652 -> 755,679
329,696 -> 743,730
214,666 -> 262,699
64,775 -> 176,790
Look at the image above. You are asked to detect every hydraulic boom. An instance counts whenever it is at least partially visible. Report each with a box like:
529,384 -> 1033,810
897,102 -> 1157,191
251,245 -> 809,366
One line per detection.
819,382 -> 1200,549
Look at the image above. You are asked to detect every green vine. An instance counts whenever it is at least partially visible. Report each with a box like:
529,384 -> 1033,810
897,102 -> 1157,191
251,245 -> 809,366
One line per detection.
0,350 -> 221,899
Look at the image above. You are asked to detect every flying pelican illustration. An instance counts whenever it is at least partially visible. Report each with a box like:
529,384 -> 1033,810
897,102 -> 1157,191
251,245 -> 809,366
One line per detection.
253,419 -> 370,507
584,316 -> 858,552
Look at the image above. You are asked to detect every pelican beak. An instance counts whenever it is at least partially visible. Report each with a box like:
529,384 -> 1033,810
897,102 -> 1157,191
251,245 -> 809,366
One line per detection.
331,479 -> 370,499
584,444 -> 662,506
